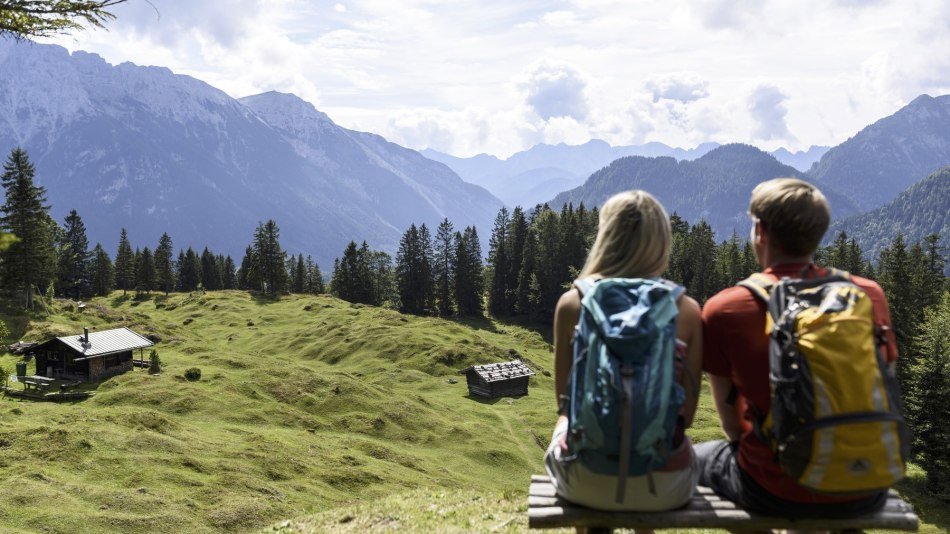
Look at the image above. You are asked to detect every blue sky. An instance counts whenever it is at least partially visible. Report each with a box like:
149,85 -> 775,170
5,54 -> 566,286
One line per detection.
43,0 -> 950,158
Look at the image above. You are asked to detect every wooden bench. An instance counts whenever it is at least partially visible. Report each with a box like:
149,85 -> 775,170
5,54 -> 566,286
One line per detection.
528,475 -> 919,532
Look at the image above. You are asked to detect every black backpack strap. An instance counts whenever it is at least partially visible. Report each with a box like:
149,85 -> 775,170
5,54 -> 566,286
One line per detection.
737,273 -> 773,303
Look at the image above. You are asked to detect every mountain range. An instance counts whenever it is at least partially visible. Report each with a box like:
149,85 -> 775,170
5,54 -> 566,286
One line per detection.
828,166 -> 950,262
810,94 -> 950,211
423,141 -> 829,207
0,39 -> 502,266
547,144 -> 860,240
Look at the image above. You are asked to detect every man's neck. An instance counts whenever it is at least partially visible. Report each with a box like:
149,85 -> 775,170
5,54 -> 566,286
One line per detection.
763,252 -> 813,269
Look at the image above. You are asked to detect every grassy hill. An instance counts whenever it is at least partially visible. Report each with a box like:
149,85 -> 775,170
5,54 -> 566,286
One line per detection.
0,291 -> 944,533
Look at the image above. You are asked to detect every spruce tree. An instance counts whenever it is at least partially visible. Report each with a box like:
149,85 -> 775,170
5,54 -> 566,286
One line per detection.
89,243 -> 115,296
906,291 -> 950,497
293,254 -> 306,293
331,242 -> 360,301
506,207 -> 528,315
178,247 -> 202,292
304,255 -> 324,294
686,220 -> 718,303
252,220 -> 289,297
237,246 -> 256,290
56,209 -> 91,299
0,147 -> 55,308
534,208 -> 564,317
516,226 -> 539,317
222,256 -> 237,289
487,207 -> 511,316
200,247 -> 221,290
454,226 -> 484,316
154,232 -> 174,295
114,228 -> 135,295
396,224 -> 424,313
433,218 -> 456,316
135,246 -> 155,295
418,224 -> 435,312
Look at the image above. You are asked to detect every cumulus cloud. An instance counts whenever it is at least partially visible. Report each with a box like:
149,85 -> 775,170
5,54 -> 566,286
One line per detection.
518,59 -> 589,121
646,72 -> 710,103
747,84 -> 795,141
334,3 -> 348,13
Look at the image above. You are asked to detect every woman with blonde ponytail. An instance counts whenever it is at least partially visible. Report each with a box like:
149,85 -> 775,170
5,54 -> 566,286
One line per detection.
543,190 -> 703,512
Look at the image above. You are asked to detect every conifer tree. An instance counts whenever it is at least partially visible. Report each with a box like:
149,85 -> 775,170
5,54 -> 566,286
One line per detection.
252,220 -> 288,297
135,246 -> 155,295
685,220 -> 718,303
237,246 -> 256,290
368,250 -> 396,307
177,247 -> 201,292
331,242 -> 360,302
906,291 -> 950,497
305,255 -> 324,294
516,226 -> 539,317
293,254 -> 306,293
56,209 -> 91,299
200,247 -> 221,290
453,226 -> 484,316
433,218 -> 456,316
396,224 -> 425,313
418,224 -> 435,311
89,243 -> 115,296
487,207 -> 511,316
0,147 -> 56,308
534,208 -> 564,317
221,256 -> 237,290
154,232 -> 175,295
506,207 -> 528,315
114,228 -> 135,295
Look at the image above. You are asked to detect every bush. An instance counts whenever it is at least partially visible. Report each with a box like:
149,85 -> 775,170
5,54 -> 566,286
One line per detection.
148,349 -> 161,375
0,320 -> 9,341
184,367 -> 201,381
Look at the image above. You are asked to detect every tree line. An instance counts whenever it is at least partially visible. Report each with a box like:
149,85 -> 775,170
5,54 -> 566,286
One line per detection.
0,148 -> 325,304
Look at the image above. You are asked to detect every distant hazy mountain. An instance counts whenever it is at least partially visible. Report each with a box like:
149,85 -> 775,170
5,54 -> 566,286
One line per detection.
827,166 -> 949,262
809,94 -> 950,210
422,140 -> 720,207
0,39 -> 502,265
548,144 -> 859,240
770,146 -> 830,172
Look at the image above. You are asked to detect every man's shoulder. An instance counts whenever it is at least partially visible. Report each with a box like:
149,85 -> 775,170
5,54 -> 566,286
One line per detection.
848,273 -> 886,298
702,284 -> 762,320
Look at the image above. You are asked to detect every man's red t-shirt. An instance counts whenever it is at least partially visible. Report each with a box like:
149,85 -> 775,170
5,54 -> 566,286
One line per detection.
701,264 -> 899,503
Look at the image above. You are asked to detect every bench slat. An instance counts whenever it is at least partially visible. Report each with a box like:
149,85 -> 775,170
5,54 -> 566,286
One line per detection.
528,476 -> 919,531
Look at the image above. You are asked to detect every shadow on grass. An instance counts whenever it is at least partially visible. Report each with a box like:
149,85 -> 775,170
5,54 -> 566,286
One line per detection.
465,393 -> 503,405
109,293 -> 133,307
896,470 -> 950,532
448,315 -> 501,334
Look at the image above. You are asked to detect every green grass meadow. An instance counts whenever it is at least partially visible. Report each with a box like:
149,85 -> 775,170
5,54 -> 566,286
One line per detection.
0,291 -> 945,533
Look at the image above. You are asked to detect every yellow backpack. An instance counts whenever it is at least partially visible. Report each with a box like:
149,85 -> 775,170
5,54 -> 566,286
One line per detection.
739,267 -> 910,494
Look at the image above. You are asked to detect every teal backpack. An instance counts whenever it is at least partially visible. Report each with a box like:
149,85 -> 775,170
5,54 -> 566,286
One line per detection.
565,278 -> 685,503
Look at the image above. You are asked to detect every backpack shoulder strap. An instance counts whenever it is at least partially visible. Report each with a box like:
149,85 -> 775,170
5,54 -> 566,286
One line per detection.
573,277 -> 598,298
826,267 -> 852,281
737,273 -> 774,303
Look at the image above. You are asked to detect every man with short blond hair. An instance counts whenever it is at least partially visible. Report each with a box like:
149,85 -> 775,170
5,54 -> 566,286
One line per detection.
696,177 -> 899,517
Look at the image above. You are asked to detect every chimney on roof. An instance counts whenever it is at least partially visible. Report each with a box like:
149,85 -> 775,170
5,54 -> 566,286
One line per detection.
83,327 -> 89,344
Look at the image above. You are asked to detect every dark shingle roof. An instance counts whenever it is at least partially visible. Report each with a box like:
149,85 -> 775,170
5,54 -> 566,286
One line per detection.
461,360 -> 535,383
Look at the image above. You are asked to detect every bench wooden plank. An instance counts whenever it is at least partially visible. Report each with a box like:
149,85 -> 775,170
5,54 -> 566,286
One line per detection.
528,475 -> 919,531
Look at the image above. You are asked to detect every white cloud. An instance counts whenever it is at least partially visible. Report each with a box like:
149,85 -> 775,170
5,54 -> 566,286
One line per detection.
748,84 -> 795,142
518,59 -> 589,121
37,0 -> 950,156
646,72 -> 710,103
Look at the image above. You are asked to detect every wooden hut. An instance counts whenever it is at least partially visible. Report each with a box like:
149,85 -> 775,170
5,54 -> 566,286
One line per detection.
460,360 -> 535,398
30,327 -> 153,382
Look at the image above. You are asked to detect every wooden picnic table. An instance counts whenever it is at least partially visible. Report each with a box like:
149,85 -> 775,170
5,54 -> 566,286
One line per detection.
21,375 -> 56,391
